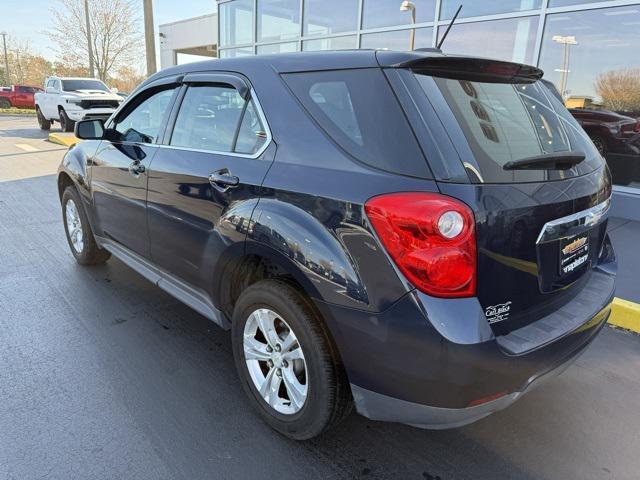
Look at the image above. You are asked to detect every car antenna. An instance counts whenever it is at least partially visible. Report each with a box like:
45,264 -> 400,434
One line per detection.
436,4 -> 463,49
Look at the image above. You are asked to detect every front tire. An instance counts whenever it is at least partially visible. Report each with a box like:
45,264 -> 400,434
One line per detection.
62,186 -> 110,265
0,98 -> 11,109
232,279 -> 352,440
59,108 -> 75,132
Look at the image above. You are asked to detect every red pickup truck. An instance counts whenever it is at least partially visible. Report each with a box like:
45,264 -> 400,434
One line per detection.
0,85 -> 43,109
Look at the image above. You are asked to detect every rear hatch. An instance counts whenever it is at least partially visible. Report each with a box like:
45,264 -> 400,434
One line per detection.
383,54 -> 612,335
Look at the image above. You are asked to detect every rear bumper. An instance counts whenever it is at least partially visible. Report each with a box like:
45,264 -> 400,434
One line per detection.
350,310 -> 605,429
316,238 -> 616,428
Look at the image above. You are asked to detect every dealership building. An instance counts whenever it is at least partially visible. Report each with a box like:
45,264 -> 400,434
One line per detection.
160,0 -> 640,219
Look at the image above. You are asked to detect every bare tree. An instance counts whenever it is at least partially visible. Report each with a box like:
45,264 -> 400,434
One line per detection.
48,0 -> 143,81
595,68 -> 640,113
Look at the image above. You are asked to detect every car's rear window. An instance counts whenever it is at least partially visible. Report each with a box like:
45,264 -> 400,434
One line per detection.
283,69 -> 431,178
413,73 -> 603,183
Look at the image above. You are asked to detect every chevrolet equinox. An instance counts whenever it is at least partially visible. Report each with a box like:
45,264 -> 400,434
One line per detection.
58,50 -> 616,440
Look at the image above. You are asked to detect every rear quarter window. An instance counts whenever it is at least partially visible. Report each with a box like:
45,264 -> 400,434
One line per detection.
283,69 -> 431,178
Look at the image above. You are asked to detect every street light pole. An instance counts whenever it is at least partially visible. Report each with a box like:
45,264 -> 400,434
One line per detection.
143,0 -> 157,76
0,32 -> 9,85
400,1 -> 416,51
552,35 -> 578,100
84,0 -> 95,78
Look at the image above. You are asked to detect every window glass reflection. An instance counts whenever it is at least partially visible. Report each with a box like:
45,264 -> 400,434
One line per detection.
362,0 -> 436,29
303,36 -> 358,51
256,42 -> 299,54
440,0 -> 541,19
258,0 -> 301,42
539,7 -> 640,188
220,0 -> 254,46
360,27 -> 433,51
304,0 -> 358,36
219,47 -> 254,58
437,17 -> 539,64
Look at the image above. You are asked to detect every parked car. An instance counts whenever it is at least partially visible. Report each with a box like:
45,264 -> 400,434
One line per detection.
0,84 -> 43,109
57,51 -> 616,440
34,76 -> 123,132
569,108 -> 640,156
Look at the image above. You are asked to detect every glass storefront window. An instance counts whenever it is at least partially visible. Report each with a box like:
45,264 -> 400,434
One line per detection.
437,17 -> 539,64
360,27 -> 433,50
539,6 -> 640,188
440,0 -> 541,19
257,0 -> 301,42
548,0 -> 606,6
302,35 -> 358,51
219,47 -> 254,58
220,0 -> 254,47
256,42 -> 299,54
303,0 -> 358,36
362,0 -> 436,29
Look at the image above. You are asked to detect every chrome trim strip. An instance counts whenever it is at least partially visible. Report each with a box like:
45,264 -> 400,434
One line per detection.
536,197 -> 611,245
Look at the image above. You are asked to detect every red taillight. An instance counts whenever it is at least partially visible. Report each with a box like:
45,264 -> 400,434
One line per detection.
365,192 -> 476,298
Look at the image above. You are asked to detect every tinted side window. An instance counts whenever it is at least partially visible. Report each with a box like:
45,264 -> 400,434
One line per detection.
235,100 -> 267,154
283,69 -> 430,178
115,88 -> 176,144
171,85 -> 245,153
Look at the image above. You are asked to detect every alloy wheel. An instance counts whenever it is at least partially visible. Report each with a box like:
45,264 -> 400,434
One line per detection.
65,199 -> 84,253
243,308 -> 308,415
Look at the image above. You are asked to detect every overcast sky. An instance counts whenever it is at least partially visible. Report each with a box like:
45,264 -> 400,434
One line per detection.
2,0 -> 215,62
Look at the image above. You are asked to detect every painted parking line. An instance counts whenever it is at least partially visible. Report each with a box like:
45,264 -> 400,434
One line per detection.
15,143 -> 40,152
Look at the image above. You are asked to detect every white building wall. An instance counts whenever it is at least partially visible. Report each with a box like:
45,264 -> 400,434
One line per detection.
159,14 -> 218,69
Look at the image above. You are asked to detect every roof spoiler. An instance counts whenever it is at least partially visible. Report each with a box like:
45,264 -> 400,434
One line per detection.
392,56 -> 544,84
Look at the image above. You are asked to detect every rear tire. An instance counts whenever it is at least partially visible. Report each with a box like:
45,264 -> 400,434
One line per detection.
59,108 -> 75,132
232,279 -> 352,440
591,135 -> 607,156
0,98 -> 10,109
36,107 -> 51,130
62,186 -> 110,265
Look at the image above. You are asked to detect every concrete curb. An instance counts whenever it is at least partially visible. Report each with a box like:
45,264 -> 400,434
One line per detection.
48,133 -> 79,147
609,298 -> 640,333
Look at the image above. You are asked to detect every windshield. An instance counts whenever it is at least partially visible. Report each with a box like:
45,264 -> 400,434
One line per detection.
61,79 -> 109,92
413,73 -> 604,183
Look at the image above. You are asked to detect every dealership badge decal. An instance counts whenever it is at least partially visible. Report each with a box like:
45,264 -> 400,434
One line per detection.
485,301 -> 512,324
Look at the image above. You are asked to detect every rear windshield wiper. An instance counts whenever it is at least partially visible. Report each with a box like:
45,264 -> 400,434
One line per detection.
503,151 -> 585,171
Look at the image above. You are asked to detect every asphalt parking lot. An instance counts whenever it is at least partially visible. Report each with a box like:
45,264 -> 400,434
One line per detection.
1,115 -> 639,480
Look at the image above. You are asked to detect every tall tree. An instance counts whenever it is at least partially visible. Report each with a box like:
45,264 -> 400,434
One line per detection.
48,0 -> 143,81
595,68 -> 640,113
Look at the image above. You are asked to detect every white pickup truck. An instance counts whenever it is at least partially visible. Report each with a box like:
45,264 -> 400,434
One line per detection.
34,76 -> 124,132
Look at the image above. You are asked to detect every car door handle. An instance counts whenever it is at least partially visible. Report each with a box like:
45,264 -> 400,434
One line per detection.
209,169 -> 239,188
128,161 -> 145,175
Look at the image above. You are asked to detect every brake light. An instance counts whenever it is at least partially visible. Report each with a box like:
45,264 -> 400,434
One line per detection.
365,192 -> 476,298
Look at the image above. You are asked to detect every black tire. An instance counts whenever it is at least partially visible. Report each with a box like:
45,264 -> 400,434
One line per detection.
61,186 -> 111,265
591,135 -> 607,156
0,98 -> 10,109
36,107 -> 51,130
59,108 -> 75,132
232,279 -> 352,440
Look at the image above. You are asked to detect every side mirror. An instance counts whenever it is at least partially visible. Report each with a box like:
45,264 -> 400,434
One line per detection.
75,119 -> 105,140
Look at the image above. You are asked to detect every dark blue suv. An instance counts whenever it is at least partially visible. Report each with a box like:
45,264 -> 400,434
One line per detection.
58,50 -> 616,439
